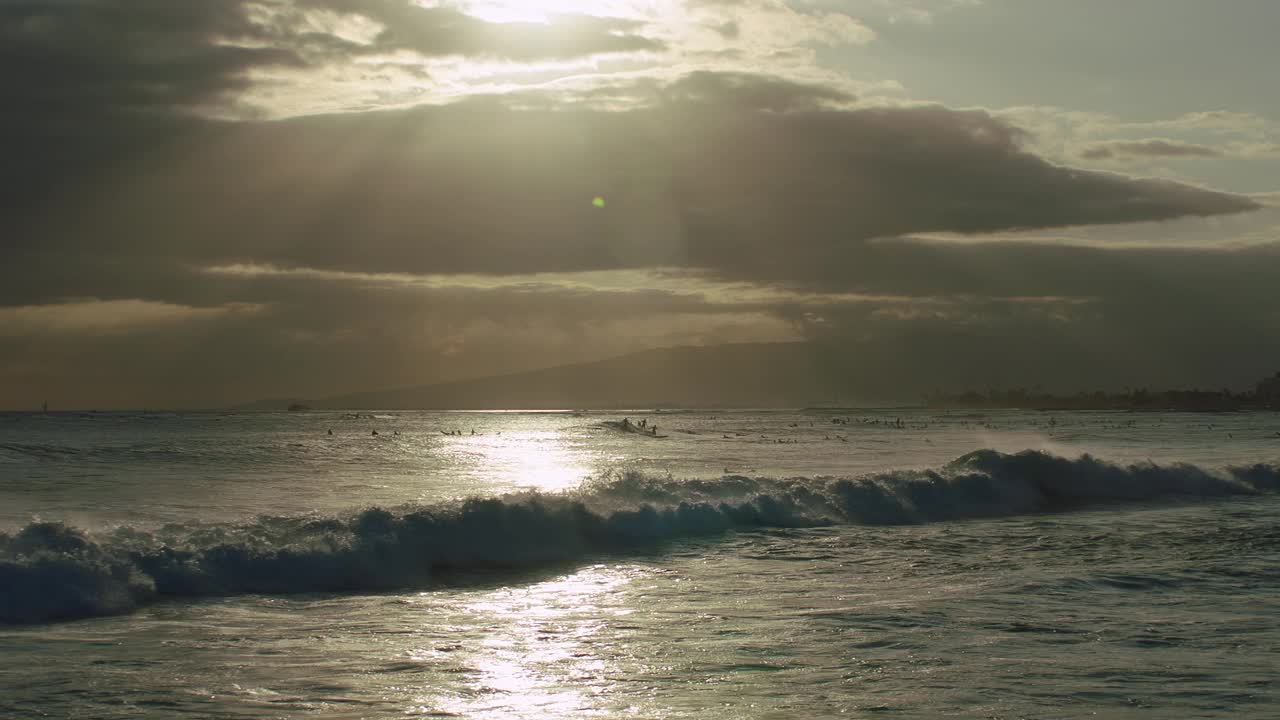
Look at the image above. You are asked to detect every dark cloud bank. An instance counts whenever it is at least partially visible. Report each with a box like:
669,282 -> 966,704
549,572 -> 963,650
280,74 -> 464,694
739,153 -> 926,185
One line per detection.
1,0 -> 1276,408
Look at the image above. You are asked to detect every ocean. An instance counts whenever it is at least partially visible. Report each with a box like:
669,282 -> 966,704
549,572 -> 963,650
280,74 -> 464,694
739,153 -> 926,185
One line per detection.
2,409 -> 1278,718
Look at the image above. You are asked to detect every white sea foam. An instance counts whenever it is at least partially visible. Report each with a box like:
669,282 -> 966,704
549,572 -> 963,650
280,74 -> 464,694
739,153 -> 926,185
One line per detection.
4,450 -> 1276,624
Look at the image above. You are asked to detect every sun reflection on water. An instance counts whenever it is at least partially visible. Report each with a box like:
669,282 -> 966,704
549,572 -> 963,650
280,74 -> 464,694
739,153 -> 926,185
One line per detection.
464,429 -> 592,492
410,565 -> 633,719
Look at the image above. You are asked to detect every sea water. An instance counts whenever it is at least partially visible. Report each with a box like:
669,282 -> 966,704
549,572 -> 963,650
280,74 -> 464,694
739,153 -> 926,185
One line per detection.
2,409 -> 1278,718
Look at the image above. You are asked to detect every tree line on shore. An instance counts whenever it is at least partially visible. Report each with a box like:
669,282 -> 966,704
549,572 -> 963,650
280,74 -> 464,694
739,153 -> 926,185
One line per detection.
927,372 -> 1280,411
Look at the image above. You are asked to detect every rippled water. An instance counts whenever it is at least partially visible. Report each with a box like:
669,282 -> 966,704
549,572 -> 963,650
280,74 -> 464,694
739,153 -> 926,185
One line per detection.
2,409 -> 1279,718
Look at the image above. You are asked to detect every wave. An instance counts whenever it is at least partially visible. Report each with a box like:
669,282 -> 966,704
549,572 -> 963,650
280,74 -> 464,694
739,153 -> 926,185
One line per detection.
1,441 -> 329,465
0,442 -> 83,461
0,442 -> 197,463
3,450 -> 1277,625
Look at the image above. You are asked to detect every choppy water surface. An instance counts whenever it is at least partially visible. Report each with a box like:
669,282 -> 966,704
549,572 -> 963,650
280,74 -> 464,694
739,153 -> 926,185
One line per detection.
2,409 -> 1279,718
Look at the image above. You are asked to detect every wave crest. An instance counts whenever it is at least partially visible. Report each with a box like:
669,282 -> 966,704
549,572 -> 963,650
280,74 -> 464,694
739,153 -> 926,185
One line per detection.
3,450 -> 1276,624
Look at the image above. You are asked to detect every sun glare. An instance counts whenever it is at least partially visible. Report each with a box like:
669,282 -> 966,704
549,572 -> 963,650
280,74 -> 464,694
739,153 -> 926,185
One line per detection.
476,430 -> 589,491
453,0 -> 650,24
458,1 -> 592,24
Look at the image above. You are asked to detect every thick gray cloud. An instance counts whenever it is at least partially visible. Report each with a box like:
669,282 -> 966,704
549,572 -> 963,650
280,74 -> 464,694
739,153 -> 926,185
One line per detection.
0,0 -> 289,214
0,0 -> 666,225
1080,139 -> 1225,161
0,0 -> 658,127
0,0 -> 296,121
5,74 -> 1258,294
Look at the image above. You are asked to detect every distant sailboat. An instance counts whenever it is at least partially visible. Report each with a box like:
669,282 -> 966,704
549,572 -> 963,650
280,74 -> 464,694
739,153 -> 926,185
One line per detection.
42,400 -> 48,414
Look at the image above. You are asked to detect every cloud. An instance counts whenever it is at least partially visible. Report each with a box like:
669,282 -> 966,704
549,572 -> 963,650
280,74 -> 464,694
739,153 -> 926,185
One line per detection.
688,0 -> 876,52
1144,110 -> 1275,136
0,0 -> 891,125
2,65 -> 1272,407
990,105 -> 1280,195
2,0 -> 1276,410
0,1 -> 298,122
1238,143 -> 1280,159
0,0 -> 666,128
0,277 -> 800,408
0,300 -> 263,336
6,73 -> 1257,300
297,0 -> 664,61
6,237 -> 1280,408
652,69 -> 855,110
1,68 -> 1263,403
1080,138 -> 1225,161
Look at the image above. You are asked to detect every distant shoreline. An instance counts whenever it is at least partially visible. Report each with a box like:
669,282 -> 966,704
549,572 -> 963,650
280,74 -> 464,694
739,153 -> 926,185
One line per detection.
925,395 -> 1278,413
926,402 -> 1270,412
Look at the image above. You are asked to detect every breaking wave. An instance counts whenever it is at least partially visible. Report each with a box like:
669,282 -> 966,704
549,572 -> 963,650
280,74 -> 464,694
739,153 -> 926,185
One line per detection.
3,450 -> 1277,624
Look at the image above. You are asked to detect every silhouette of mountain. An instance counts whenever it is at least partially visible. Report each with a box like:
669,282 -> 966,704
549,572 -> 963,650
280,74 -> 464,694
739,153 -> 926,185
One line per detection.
235,342 -> 1280,412
303,343 -> 851,410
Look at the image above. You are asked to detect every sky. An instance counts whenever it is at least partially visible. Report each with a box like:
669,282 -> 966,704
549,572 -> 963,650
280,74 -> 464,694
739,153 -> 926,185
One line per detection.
3,0 -> 1279,409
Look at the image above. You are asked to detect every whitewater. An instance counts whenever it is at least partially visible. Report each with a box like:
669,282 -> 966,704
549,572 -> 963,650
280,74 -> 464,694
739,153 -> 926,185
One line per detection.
2,409 -> 1278,718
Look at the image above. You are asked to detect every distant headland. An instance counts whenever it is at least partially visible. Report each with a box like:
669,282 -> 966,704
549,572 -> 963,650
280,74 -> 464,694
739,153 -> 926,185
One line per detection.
221,344 -> 1280,414
927,371 -> 1280,411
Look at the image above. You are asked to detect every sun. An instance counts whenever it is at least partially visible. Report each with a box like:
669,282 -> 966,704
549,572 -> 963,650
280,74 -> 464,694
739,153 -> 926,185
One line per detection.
455,0 -> 635,24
